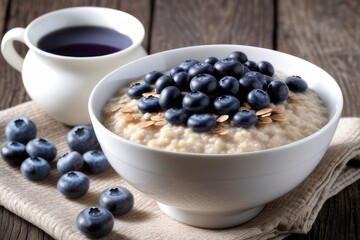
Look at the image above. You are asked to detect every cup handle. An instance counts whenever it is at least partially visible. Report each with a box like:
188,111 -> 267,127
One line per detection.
1,28 -> 26,72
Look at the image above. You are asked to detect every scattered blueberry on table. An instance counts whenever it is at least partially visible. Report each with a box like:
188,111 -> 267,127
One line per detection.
99,186 -> 134,216
5,117 -> 37,144
1,117 -> 135,238
1,141 -> 28,165
57,171 -> 90,198
67,125 -> 99,154
83,150 -> 111,174
20,156 -> 51,180
76,206 -> 114,239
57,151 -> 84,174
26,138 -> 57,162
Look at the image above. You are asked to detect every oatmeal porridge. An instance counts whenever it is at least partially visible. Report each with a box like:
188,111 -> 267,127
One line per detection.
102,54 -> 329,154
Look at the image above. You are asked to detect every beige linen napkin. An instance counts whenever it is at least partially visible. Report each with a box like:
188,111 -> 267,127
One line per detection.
0,101 -> 359,240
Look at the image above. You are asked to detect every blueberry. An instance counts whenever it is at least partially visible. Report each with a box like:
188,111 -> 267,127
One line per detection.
178,59 -> 199,71
67,125 -> 99,154
26,138 -> 57,162
137,95 -> 161,113
267,80 -> 289,104
164,108 -> 188,125
245,71 -> 267,90
144,71 -> 163,84
228,51 -> 248,63
238,75 -> 263,101
188,62 -> 215,78
77,207 -> 114,239
232,110 -> 258,128
159,86 -> 183,110
173,71 -> 191,91
154,75 -> 174,93
285,75 -> 308,93
244,60 -> 258,71
204,56 -> 218,65
213,95 -> 241,115
214,58 -> 244,78
127,82 -> 151,99
99,186 -> 134,216
242,65 -> 251,75
218,76 -> 240,95
247,89 -> 270,109
57,171 -> 90,198
20,157 -> 51,180
170,67 -> 185,77
57,151 -> 84,174
187,113 -> 216,132
5,117 -> 37,144
1,141 -> 29,165
83,150 -> 111,173
257,61 -> 274,76
189,74 -> 217,94
264,75 -> 275,85
182,91 -> 210,113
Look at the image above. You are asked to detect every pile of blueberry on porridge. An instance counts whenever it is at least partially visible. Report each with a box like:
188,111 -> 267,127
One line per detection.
102,51 -> 328,154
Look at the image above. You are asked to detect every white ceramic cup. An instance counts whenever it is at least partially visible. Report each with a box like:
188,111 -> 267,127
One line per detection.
1,6 -> 147,125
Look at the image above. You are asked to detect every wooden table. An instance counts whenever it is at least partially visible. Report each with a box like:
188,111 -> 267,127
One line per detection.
0,0 -> 359,239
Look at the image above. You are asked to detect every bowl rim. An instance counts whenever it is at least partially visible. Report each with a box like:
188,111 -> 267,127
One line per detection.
89,44 -> 343,157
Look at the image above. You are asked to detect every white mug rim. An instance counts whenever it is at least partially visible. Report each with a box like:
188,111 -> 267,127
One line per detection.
23,6 -> 145,60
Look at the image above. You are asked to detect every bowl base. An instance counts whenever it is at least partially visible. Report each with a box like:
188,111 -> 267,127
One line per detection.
157,202 -> 265,229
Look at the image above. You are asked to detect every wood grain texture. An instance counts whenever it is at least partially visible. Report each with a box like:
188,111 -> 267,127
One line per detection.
0,0 -> 359,239
0,0 -> 7,35
277,0 -> 360,117
150,0 -> 274,53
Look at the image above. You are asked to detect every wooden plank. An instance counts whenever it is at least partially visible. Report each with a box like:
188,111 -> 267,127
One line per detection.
0,206 -> 53,240
0,0 -> 8,35
150,0 -> 274,53
0,0 -> 151,110
277,0 -> 360,117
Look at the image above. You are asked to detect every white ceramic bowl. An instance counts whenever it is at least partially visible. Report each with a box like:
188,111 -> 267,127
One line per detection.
89,45 -> 343,228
